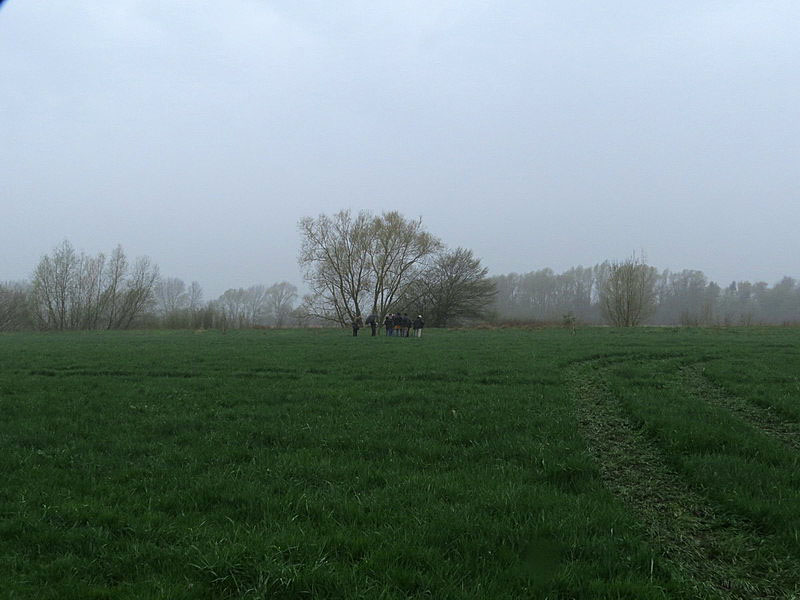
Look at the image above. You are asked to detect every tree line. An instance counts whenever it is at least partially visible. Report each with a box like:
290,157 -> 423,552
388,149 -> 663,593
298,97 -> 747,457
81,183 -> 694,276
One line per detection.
0,241 -> 300,331
0,211 -> 497,332
2,225 -> 799,331
490,256 -> 800,326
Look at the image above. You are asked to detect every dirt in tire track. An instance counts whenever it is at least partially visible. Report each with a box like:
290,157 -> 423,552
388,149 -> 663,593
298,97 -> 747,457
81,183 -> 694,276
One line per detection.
568,360 -> 800,600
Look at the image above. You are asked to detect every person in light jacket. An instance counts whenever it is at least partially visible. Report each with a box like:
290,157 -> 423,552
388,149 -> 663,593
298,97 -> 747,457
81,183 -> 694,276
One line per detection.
412,315 -> 424,338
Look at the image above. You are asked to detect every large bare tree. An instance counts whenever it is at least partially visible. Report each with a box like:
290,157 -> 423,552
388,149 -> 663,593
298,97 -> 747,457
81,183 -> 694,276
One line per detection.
298,210 -> 373,324
298,210 -> 440,324
367,211 -> 441,318
599,254 -> 658,327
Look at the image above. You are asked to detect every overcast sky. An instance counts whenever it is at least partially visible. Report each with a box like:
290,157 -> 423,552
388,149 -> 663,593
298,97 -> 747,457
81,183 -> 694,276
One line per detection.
2,1 -> 798,297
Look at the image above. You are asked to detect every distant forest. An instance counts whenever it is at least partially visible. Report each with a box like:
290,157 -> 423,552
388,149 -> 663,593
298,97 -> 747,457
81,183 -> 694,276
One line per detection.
1,240 -> 799,331
489,265 -> 800,327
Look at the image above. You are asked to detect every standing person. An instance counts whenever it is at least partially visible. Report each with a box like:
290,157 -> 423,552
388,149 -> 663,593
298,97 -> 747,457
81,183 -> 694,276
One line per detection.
351,315 -> 363,337
392,313 -> 403,337
413,314 -> 425,337
403,314 -> 412,337
384,313 -> 394,336
366,313 -> 378,336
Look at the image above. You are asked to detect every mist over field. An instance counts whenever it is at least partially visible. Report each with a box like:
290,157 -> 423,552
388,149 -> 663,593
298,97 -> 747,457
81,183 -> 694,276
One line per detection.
2,1 -> 799,303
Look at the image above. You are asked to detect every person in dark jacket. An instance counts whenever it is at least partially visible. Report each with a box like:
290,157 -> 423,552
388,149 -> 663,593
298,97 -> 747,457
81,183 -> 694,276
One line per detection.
351,315 -> 363,336
365,313 -> 378,336
413,315 -> 424,338
403,314 -> 412,337
384,314 -> 394,336
392,313 -> 403,337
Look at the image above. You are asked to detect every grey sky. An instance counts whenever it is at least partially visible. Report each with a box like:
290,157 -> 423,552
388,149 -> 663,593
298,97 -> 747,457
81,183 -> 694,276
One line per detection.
2,1 -> 798,298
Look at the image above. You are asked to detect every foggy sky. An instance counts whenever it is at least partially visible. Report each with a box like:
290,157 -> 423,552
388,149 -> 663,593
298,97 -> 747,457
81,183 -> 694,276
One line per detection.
2,1 -> 799,298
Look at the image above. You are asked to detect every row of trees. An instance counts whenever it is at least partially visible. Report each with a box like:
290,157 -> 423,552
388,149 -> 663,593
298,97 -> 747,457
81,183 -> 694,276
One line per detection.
297,210 -> 496,327
152,279 -> 299,330
4,231 -> 799,330
2,213 -> 496,331
491,257 -> 800,326
215,282 -> 298,329
0,241 -> 301,331
28,241 -> 160,331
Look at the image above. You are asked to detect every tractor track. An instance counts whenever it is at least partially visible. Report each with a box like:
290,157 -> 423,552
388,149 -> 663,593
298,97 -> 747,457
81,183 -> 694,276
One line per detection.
568,359 -> 800,600
680,364 -> 800,451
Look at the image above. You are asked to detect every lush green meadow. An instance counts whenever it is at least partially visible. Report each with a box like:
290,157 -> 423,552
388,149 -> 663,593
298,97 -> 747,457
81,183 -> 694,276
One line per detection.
1,327 -> 799,599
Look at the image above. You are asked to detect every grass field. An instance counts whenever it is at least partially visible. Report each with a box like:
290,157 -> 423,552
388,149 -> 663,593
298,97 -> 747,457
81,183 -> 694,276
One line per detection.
1,327 -> 799,599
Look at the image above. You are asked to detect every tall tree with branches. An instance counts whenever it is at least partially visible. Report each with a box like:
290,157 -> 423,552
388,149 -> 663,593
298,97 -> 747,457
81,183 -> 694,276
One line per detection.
599,254 -> 658,327
298,210 -> 440,324
368,211 -> 441,318
418,248 -> 496,326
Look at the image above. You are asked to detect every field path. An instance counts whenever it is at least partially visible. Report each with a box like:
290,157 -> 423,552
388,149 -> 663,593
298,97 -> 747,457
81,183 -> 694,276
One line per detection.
567,360 -> 800,600
680,364 -> 800,451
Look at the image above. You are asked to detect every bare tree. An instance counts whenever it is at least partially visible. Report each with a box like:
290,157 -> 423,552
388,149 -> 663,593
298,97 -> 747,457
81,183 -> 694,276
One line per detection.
298,210 -> 374,324
264,281 -> 298,327
246,285 -> 269,325
112,256 -> 159,329
31,242 -> 158,330
188,281 -> 203,312
30,240 -> 81,330
187,281 -> 204,327
31,240 -> 78,330
218,288 -> 246,328
0,281 -> 33,331
215,285 -> 270,328
599,254 -> 658,327
298,210 -> 440,324
75,252 -> 107,329
368,211 -> 441,318
102,245 -> 128,330
154,277 -> 188,317
31,254 -> 58,329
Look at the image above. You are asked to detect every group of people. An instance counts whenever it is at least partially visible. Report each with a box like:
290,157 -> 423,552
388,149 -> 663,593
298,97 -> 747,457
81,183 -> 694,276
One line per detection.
351,312 -> 425,337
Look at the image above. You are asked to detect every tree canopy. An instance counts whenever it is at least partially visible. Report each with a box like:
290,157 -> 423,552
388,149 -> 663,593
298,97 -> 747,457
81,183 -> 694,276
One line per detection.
298,210 -> 496,326
298,210 -> 441,324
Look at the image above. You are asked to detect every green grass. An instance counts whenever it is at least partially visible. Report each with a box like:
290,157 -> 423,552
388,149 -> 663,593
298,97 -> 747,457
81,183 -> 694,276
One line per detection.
1,327 -> 799,599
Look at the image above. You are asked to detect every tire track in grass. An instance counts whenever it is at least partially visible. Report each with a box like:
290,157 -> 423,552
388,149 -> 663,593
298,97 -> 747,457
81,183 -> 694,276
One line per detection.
568,360 -> 800,600
681,365 -> 800,451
